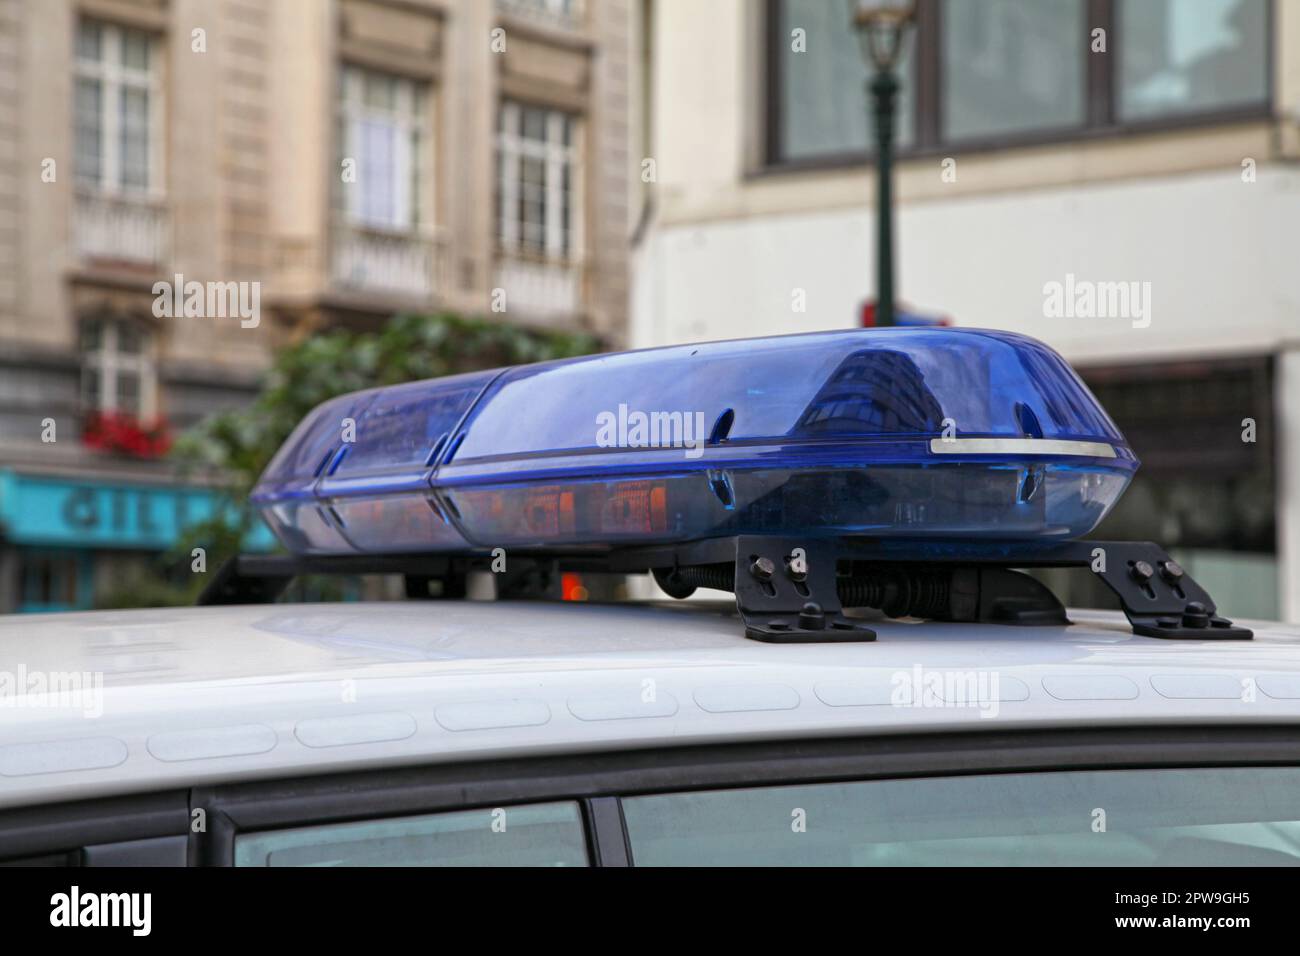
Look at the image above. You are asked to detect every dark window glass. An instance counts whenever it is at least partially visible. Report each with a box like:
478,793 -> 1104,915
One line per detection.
74,78 -> 103,186
767,0 -> 1269,166
624,768 -> 1300,866
235,802 -> 589,867
1118,0 -> 1269,121
775,0 -> 914,161
942,0 -> 1085,140
1062,359 -> 1278,620
20,552 -> 81,609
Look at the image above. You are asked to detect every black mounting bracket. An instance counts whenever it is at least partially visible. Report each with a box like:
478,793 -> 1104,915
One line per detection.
200,536 -> 1252,645
843,538 -> 1253,642
624,536 -> 1252,644
727,536 -> 877,643
198,553 -> 470,606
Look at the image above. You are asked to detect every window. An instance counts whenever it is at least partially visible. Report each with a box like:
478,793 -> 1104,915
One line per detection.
233,802 -> 589,866
338,65 -> 428,231
1118,0 -> 1269,121
766,0 -> 1270,166
74,19 -> 159,193
19,550 -> 88,613
81,318 -> 156,418
622,767 -> 1300,866
1067,358 -> 1277,620
496,102 -> 578,260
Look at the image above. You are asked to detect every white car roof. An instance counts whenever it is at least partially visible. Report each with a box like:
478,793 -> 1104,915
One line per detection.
1,599 -> 1299,809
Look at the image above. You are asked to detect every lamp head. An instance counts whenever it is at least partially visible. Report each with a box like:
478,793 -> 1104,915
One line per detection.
848,0 -> 916,71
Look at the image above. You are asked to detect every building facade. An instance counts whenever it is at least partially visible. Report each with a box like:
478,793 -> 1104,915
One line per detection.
630,0 -> 1300,622
0,0 -> 633,611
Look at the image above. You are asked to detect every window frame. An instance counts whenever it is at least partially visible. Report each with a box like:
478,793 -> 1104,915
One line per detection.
495,100 -> 583,263
16,548 -> 94,614
6,726 -> 1298,866
231,799 -> 596,867
6,724 -> 1285,866
336,63 -> 432,234
73,18 -> 165,197
762,0 -> 1274,172
80,317 -> 158,419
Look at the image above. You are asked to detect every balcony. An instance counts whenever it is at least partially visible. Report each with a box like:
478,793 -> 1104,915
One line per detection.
73,191 -> 168,266
498,0 -> 585,30
331,224 -> 441,301
494,254 -> 584,322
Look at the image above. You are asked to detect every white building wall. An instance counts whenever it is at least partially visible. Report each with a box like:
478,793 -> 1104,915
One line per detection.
634,167 -> 1300,361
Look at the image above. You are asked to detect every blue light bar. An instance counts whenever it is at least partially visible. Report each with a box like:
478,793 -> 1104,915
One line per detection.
251,328 -> 1138,554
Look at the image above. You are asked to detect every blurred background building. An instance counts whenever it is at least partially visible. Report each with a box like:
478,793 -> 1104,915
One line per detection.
0,0 -> 633,612
630,0 -> 1300,622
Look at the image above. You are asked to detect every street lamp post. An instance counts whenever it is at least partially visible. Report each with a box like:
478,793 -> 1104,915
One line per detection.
849,0 -> 915,328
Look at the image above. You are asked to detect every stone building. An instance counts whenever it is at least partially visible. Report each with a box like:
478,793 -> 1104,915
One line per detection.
0,0 -> 633,611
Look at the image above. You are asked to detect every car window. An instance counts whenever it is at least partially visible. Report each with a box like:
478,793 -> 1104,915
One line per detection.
234,801 -> 588,867
622,767 -> 1300,866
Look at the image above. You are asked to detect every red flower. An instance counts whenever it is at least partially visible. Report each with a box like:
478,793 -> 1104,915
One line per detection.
82,410 -> 173,459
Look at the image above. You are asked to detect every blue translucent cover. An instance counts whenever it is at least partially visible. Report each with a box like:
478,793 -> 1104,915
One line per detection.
252,328 -> 1138,554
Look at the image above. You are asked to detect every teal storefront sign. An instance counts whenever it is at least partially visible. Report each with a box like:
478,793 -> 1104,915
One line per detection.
0,469 -> 274,550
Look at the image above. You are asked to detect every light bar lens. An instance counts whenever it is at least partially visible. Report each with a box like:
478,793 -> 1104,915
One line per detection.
252,328 -> 1138,554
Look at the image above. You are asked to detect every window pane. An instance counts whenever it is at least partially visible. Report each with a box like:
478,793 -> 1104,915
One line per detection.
942,0 -> 1085,141
117,323 -> 143,354
775,0 -> 914,162
356,117 -> 398,226
74,78 -> 103,187
117,372 -> 141,416
120,86 -> 150,190
521,106 -> 547,142
120,27 -> 150,71
519,155 -> 546,253
409,126 -> 421,228
1118,0 -> 1268,121
561,163 -> 571,256
623,767 -> 1300,866
76,20 -> 102,62
82,368 -> 103,410
234,802 -> 589,867
21,552 -> 80,608
494,149 -> 506,240
80,319 -> 103,352
364,73 -> 397,111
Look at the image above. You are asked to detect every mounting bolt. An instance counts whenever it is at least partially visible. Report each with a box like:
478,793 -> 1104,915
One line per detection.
1130,560 -> 1155,583
1181,601 -> 1210,629
1160,560 -> 1184,584
785,555 -> 807,582
749,556 -> 776,582
797,602 -> 826,630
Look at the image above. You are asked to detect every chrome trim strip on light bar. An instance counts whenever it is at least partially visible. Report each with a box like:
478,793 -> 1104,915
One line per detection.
929,438 -> 1118,458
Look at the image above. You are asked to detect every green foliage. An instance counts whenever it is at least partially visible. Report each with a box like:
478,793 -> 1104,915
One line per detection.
173,311 -> 600,498
99,312 -> 599,609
